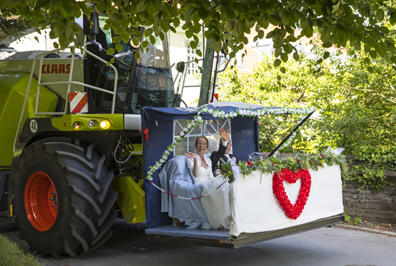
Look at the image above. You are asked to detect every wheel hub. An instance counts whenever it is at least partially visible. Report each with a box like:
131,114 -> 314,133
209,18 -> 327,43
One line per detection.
24,171 -> 58,231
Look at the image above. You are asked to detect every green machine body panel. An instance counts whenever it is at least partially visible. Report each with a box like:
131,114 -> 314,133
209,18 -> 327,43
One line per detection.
112,143 -> 144,224
51,114 -> 124,131
0,73 -> 58,168
0,56 -> 84,100
113,175 -> 146,224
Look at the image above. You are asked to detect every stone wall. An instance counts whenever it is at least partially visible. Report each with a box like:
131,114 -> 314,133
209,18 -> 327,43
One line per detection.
342,172 -> 396,224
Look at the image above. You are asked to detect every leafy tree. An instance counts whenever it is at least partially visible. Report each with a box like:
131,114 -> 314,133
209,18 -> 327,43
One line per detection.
2,0 -> 396,63
0,16 -> 29,42
218,47 -> 396,190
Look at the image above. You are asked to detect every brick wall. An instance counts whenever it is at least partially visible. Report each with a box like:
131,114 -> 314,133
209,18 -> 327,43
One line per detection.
342,173 -> 396,224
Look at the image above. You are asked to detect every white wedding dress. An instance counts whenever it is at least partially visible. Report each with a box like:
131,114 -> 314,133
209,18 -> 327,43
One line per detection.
186,156 -> 235,230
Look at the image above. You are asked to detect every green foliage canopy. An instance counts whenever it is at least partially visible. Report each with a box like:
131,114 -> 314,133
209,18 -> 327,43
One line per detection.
2,0 -> 396,62
0,16 -> 28,42
217,48 -> 396,190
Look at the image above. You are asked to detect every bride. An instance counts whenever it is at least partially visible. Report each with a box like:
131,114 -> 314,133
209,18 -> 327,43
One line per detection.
183,136 -> 235,230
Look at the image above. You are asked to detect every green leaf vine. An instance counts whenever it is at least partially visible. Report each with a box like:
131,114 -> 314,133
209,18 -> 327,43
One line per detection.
221,151 -> 348,183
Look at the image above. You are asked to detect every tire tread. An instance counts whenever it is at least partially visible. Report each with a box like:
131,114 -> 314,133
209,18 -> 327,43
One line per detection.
70,185 -> 102,215
71,229 -> 89,252
74,209 -> 98,237
64,166 -> 100,192
55,150 -> 94,170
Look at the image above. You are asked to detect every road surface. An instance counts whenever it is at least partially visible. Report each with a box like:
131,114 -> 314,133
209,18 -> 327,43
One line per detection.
1,219 -> 395,266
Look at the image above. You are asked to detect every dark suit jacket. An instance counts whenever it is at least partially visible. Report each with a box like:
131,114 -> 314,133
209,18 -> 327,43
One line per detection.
210,143 -> 238,174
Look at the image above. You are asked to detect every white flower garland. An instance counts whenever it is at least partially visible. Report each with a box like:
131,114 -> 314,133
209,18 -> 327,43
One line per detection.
273,132 -> 297,157
146,106 -> 315,181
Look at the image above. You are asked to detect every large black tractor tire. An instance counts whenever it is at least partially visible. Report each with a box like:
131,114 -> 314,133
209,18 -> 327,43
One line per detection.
12,138 -> 118,258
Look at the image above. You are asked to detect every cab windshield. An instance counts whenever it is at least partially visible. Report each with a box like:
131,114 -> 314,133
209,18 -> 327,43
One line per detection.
87,13 -> 176,114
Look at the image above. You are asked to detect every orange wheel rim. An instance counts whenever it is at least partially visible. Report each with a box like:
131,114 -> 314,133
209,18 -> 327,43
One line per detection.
24,172 -> 58,231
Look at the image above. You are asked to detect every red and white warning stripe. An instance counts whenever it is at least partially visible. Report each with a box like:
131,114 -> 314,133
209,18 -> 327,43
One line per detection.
213,93 -> 218,102
69,92 -> 88,113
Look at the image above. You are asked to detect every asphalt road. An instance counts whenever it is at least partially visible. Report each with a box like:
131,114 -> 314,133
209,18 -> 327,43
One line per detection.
2,219 -> 396,266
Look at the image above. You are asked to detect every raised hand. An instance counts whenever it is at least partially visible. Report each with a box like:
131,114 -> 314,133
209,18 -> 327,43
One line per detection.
219,128 -> 230,142
183,152 -> 197,159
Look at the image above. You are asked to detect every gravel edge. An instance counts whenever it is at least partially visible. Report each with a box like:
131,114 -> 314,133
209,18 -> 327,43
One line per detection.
334,224 -> 396,237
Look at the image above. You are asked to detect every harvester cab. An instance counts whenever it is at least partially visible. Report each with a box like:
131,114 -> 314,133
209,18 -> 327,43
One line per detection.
84,12 -> 179,115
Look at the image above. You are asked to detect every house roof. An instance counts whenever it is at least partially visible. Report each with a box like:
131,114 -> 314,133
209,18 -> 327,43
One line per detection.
236,25 -> 314,73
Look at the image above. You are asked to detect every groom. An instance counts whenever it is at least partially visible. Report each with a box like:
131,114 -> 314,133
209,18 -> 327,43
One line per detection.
211,128 -> 238,175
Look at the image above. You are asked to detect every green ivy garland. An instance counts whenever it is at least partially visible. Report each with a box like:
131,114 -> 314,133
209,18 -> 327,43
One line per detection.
220,150 -> 348,183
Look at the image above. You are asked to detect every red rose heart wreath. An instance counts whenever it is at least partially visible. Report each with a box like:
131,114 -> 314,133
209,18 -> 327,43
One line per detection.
272,168 -> 312,220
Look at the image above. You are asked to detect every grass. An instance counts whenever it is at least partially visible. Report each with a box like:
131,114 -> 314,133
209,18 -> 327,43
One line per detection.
0,234 -> 41,266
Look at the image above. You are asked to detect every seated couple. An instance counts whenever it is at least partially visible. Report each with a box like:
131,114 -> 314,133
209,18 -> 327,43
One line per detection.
183,129 -> 240,230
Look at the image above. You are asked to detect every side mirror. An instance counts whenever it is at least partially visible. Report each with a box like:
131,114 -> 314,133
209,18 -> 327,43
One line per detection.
176,62 -> 185,73
90,7 -> 99,35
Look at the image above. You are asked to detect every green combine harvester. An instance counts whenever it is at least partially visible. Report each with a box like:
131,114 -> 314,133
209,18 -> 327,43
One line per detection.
0,10 -> 193,257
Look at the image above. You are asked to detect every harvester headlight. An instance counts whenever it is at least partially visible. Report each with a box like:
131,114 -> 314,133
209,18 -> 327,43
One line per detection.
88,120 -> 95,127
73,122 -> 81,130
100,120 -> 111,129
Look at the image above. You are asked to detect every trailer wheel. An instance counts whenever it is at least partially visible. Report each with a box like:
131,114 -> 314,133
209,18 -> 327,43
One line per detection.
12,138 -> 118,258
